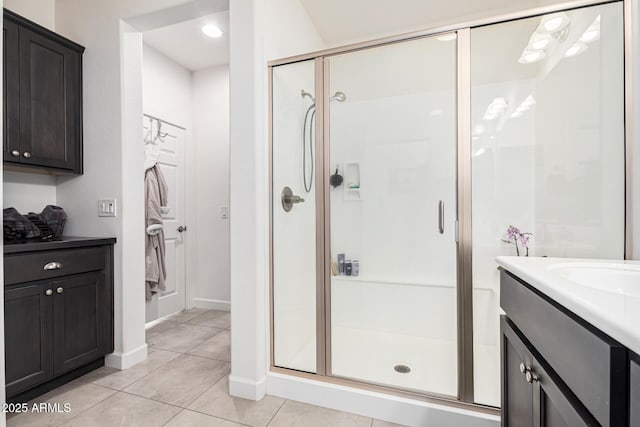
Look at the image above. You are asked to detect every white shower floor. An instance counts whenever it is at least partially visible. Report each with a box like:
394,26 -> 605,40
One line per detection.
283,327 -> 500,407
331,327 -> 500,405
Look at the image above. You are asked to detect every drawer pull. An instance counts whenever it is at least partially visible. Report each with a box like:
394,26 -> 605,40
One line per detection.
45,289 -> 53,296
44,262 -> 62,271
56,287 -> 64,294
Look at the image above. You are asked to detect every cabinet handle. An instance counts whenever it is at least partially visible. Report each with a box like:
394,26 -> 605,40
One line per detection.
22,151 -> 31,159
56,287 -> 64,294
45,289 -> 53,296
438,201 -> 444,234
44,262 -> 62,270
10,150 -> 19,157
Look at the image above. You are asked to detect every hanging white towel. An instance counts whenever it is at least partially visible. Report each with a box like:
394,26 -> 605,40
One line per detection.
145,164 -> 168,301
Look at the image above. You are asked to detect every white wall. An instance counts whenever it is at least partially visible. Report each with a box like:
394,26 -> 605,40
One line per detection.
192,65 -> 231,307
143,44 -> 193,127
229,0 -> 324,400
4,0 -> 55,30
3,172 -> 56,212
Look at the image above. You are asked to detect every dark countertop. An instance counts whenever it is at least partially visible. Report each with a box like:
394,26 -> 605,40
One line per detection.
4,236 -> 117,254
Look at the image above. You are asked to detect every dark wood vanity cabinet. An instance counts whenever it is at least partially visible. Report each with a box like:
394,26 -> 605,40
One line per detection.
3,9 -> 84,174
4,239 -> 115,400
631,355 -> 640,427
501,270 -> 628,427
501,317 -> 598,426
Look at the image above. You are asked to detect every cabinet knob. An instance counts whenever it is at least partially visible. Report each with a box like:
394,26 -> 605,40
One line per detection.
23,152 -> 31,159
45,289 -> 53,296
10,150 -> 19,157
519,363 -> 527,374
56,287 -> 64,294
525,370 -> 538,384
177,226 -> 187,233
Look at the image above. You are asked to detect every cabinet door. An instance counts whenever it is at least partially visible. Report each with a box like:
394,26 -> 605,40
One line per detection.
630,355 -> 640,427
531,356 -> 598,427
4,282 -> 54,397
18,26 -> 80,171
3,17 -> 20,163
501,316 -> 534,427
52,272 -> 105,374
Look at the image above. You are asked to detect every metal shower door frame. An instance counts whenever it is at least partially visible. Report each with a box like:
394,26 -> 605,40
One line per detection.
268,0 -> 632,411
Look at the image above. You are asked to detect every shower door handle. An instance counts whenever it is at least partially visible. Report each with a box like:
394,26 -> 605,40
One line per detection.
438,201 -> 444,234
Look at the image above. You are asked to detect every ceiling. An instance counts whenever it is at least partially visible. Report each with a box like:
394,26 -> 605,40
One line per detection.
143,11 -> 229,71
298,0 -> 566,44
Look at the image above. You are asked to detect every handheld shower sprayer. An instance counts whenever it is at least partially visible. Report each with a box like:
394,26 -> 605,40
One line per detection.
301,89 -> 346,193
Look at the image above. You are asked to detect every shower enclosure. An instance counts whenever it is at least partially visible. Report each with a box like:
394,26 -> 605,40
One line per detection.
270,0 -> 628,408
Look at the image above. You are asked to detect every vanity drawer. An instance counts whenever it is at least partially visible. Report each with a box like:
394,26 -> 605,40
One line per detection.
4,247 -> 105,285
500,270 -> 627,427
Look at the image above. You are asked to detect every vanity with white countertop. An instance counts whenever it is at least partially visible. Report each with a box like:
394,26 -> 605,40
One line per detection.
496,256 -> 640,427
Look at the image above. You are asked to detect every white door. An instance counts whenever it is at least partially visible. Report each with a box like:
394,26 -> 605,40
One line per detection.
145,118 -> 187,320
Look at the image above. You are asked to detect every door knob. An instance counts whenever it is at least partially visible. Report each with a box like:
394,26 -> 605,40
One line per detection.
23,151 -> 31,159
56,287 -> 64,294
177,226 -> 187,233
10,150 -> 19,157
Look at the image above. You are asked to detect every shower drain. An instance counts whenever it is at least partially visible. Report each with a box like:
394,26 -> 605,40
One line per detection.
394,364 -> 411,374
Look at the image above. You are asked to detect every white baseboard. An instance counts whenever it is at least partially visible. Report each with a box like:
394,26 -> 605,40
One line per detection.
193,298 -> 230,311
267,372 -> 500,427
145,312 -> 179,328
229,374 -> 267,401
105,343 -> 148,370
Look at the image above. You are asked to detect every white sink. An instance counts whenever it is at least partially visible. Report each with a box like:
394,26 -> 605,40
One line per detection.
548,263 -> 640,297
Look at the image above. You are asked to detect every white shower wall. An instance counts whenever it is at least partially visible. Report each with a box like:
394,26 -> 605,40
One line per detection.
470,3 -> 625,406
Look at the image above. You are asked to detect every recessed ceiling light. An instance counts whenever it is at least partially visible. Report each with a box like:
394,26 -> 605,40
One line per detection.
565,42 -> 588,58
518,50 -> 545,64
202,24 -> 223,38
540,13 -> 570,33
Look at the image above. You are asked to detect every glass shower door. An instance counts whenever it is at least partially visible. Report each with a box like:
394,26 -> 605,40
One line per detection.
272,59 -> 318,373
327,35 -> 459,396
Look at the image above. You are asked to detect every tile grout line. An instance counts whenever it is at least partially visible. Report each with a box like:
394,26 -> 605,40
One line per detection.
185,406 -> 255,427
265,399 -> 288,426
160,408 -> 184,427
177,370 -> 230,409
47,384 -> 118,427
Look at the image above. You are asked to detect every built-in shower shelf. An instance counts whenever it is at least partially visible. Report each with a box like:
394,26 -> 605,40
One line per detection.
343,161 -> 362,200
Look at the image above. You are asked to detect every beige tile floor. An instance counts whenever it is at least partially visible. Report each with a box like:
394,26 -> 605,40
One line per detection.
7,308 -> 406,427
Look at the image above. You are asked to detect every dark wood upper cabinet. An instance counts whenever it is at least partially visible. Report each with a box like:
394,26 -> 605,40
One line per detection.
3,9 -> 84,174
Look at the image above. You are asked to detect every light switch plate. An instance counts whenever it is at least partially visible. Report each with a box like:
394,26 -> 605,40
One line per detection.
98,199 -> 117,217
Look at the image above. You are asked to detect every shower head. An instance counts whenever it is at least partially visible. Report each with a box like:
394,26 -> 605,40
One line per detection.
330,91 -> 347,102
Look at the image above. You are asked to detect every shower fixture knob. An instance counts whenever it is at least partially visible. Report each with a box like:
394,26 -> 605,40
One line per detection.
281,186 -> 305,212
